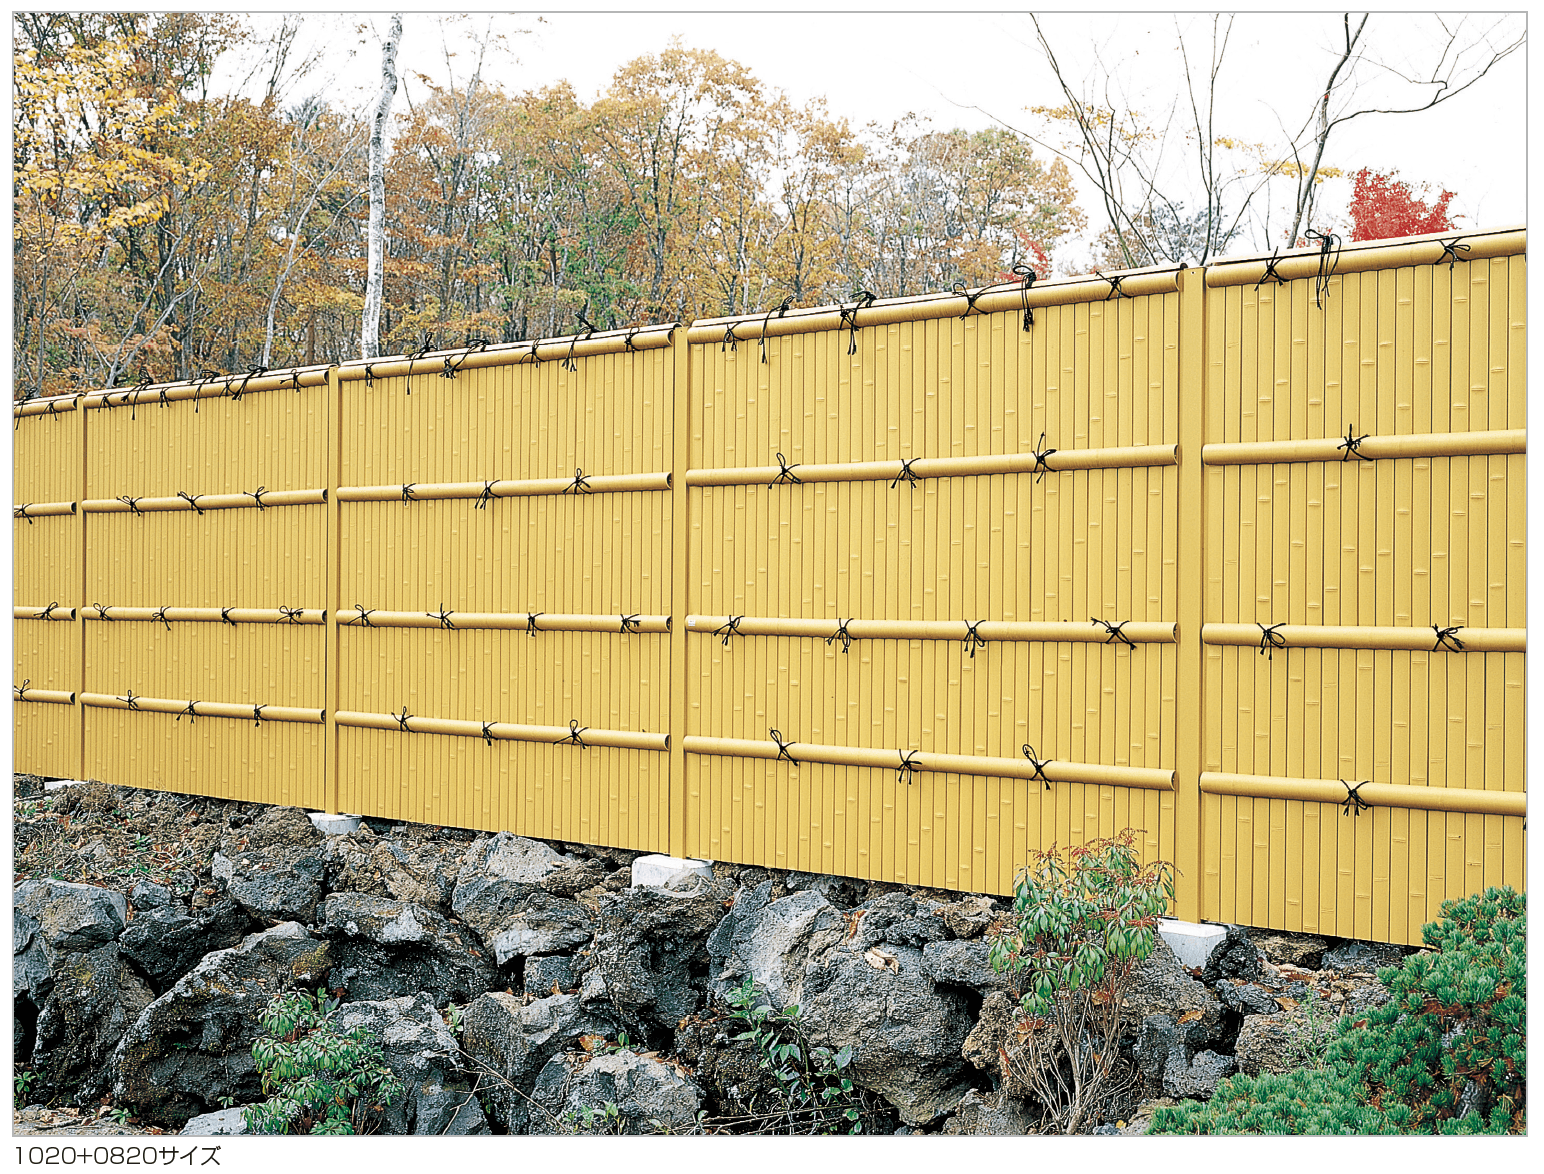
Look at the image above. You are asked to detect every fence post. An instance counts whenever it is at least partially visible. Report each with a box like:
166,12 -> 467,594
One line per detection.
323,366 -> 344,815
668,327 -> 691,858
1173,266 -> 1209,921
76,395 -> 89,778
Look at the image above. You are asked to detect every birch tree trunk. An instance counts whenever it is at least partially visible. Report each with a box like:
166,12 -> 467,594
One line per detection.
361,13 -> 402,360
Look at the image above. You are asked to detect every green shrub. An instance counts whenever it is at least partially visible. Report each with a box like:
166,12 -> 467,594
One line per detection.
1151,886 -> 1526,1136
242,988 -> 403,1135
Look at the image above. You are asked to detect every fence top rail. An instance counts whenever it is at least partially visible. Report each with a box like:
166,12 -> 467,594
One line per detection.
334,322 -> 678,382
76,364 -> 332,409
1205,224 -> 1525,289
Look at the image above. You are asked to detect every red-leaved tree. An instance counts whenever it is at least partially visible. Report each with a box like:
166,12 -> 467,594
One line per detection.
1346,167 -> 1458,242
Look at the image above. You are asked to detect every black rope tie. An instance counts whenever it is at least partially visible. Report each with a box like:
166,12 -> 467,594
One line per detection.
1092,617 -> 1136,649
351,605 -> 375,627
1021,743 -> 1054,790
393,706 -> 412,733
157,385 -> 170,409
760,294 -> 794,363
16,503 -> 34,524
176,700 -> 200,724
563,314 -> 597,372
92,603 -> 114,621
118,496 -> 144,516
950,281 -> 987,319
15,679 -> 30,701
278,606 -> 305,625
1096,270 -> 1128,300
231,366 -> 267,402
720,323 -> 740,354
247,486 -> 268,510
897,750 -> 922,786
177,491 -> 205,516
1340,779 -> 1371,818
429,605 -> 455,630
1306,229 -> 1342,309
825,618 -> 854,654
1257,622 -> 1287,660
364,363 -> 376,389
252,704 -> 266,728
152,606 -> 172,631
475,481 -> 497,510
1254,249 -> 1289,290
442,337 -> 490,380
1432,624 -> 1466,653
556,718 -> 588,748
1032,432 -> 1058,484
404,337 -> 435,394
623,328 -> 641,353
1338,424 -> 1371,462
221,607 -> 237,626
480,721 -> 496,747
563,468 -> 591,495
1435,237 -> 1470,270
35,602 -> 60,621
771,453 -> 802,487
714,615 -> 743,647
620,614 -> 642,634
891,458 -> 921,489
962,620 -> 988,659
1012,263 -> 1038,330
118,689 -> 141,711
520,342 -> 543,367
770,728 -> 799,765
840,290 -> 876,355
401,483 -> 417,502
525,612 -> 542,638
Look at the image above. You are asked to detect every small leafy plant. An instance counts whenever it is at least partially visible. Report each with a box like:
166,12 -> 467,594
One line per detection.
243,988 -> 402,1135
14,1068 -> 37,1102
986,829 -> 1176,1134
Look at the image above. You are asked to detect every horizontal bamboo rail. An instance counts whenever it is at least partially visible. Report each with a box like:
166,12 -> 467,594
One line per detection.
682,735 -> 1174,790
13,396 -> 80,419
14,606 -> 77,622
335,472 -> 670,503
14,501 -> 77,519
83,606 -> 326,626
336,609 -> 670,633
1204,623 -> 1525,654
1199,772 -> 1525,818
1202,429 -> 1525,466
83,489 -> 326,513
684,444 -> 1178,488
1205,226 -> 1525,288
685,615 -> 1176,645
81,693 -> 324,725
687,264 -> 1185,343
334,710 -> 668,752
81,365 -> 332,408
14,688 -> 75,706
334,325 -> 676,382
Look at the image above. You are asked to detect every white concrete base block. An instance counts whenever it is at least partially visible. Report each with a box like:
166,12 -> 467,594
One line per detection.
631,854 -> 714,889
1158,917 -> 1227,970
42,779 -> 88,792
308,812 -> 362,836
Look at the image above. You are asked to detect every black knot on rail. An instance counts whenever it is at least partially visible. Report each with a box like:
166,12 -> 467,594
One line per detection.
556,718 -> 589,748
826,618 -> 854,655
177,491 -> 205,516
92,603 -> 114,622
714,615 -> 744,646
761,294 -> 794,363
950,281 -> 987,319
15,679 -> 30,702
428,605 -> 455,630
247,486 -> 269,510
1337,424 -> 1371,462
118,495 -> 144,516
891,457 -> 921,489
400,483 -> 418,502
36,602 -> 60,621
177,700 -> 200,724
1095,270 -> 1129,300
519,341 -> 543,367
231,366 -> 267,401
393,706 -> 413,733
840,290 -> 876,355
1011,263 -> 1038,330
1021,743 -> 1054,790
404,337 -> 436,394
962,620 -> 988,659
152,606 -> 172,631
563,313 -> 598,372
1432,624 -> 1466,653
279,607 -> 305,625
720,323 -> 740,354
1339,779 -> 1371,818
620,614 -> 642,635
481,721 -> 496,747
1435,237 -> 1470,270
896,749 -> 922,786
771,453 -> 802,487
16,503 -> 34,524
1257,622 -> 1287,660
1091,617 -> 1136,649
351,605 -> 375,627
119,689 -> 141,711
252,704 -> 266,728
563,468 -> 592,495
525,612 -> 543,638
1306,229 -> 1342,309
770,728 -> 799,765
157,385 -> 170,409
1032,432 -> 1058,484
475,481 -> 497,510
363,363 -> 376,389
623,328 -> 642,353
1254,249 -> 1289,290
220,607 -> 237,626
442,337 -> 490,380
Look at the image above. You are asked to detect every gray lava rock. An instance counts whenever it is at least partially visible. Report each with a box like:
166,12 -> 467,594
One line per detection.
320,892 -> 497,1007
1122,937 -> 1225,1047
461,991 -> 617,1133
920,938 -> 1014,992
707,883 -> 846,1008
129,881 -> 174,911
525,955 -> 577,997
484,891 -> 593,966
1163,1049 -> 1236,1100
934,896 -> 998,941
783,871 -> 867,908
1321,941 -> 1403,972
31,943 -> 155,1102
211,847 -> 325,922
1133,1013 -> 1185,1098
329,992 -> 487,1135
180,1108 -> 248,1136
941,1089 -> 1038,1135
849,891 -> 950,950
1234,1009 -> 1335,1078
118,899 -> 254,993
14,879 -> 128,953
112,922 -> 334,1128
317,828 -> 463,914
1217,980 -> 1284,1017
1201,924 -> 1263,983
451,833 -> 583,938
961,990 -> 1018,1085
14,911 -> 54,1006
528,1050 -> 703,1135
539,858 -> 608,898
1253,932 -> 1330,970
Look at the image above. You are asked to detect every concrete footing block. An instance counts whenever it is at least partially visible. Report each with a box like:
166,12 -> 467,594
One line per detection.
1158,918 -> 1228,970
308,812 -> 362,836
631,853 -> 714,889
42,779 -> 88,792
